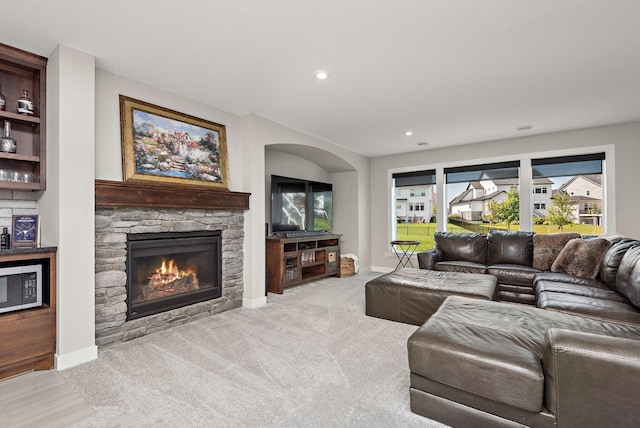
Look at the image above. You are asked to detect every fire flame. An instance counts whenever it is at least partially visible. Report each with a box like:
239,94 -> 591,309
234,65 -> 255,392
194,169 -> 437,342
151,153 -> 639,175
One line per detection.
151,258 -> 198,285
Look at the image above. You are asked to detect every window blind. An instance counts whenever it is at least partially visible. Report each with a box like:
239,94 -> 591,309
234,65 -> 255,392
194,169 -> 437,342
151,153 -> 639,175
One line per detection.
392,169 -> 436,187
444,161 -> 520,184
532,153 -> 604,178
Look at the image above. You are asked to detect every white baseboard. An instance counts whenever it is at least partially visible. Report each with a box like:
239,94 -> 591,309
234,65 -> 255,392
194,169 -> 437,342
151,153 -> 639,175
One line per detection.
56,345 -> 98,371
243,295 -> 267,309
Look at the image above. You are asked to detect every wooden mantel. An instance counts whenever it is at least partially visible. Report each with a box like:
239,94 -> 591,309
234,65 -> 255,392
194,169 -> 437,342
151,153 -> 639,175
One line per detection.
95,179 -> 250,210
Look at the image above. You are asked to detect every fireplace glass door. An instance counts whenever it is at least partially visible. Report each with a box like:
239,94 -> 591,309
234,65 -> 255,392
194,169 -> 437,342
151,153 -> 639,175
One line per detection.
126,231 -> 222,320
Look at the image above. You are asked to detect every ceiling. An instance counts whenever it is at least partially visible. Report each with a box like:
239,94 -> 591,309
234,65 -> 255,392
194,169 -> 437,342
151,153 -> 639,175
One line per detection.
2,1 -> 640,158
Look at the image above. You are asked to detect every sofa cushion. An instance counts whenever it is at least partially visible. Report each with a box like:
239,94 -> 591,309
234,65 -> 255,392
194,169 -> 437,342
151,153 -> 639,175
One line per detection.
532,233 -> 581,270
537,291 -> 640,326
551,238 -> 611,279
535,280 -> 628,303
487,264 -> 541,287
615,245 -> 640,307
434,261 -> 488,274
487,230 -> 534,266
407,296 -> 640,413
434,232 -> 487,264
599,239 -> 640,288
533,271 -> 608,289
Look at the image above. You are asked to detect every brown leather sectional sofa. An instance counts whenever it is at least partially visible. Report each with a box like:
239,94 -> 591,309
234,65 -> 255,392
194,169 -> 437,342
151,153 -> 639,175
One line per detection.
408,231 -> 640,427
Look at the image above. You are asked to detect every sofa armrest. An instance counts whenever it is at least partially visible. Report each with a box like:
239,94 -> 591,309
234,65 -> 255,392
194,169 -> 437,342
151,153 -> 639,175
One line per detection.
543,328 -> 640,427
417,249 -> 441,269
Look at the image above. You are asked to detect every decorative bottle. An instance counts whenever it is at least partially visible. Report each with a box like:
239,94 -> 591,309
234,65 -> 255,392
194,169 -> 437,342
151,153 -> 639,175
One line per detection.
0,227 -> 10,250
0,84 -> 5,111
0,120 -> 16,153
17,90 -> 34,116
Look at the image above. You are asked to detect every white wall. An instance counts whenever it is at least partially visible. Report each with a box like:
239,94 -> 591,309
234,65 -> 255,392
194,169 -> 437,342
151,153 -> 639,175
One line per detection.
331,170 -> 360,257
370,122 -> 640,270
39,45 -> 98,368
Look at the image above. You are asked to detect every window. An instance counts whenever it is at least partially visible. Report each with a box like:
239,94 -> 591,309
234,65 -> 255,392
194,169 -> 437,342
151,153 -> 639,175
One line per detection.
445,161 -> 520,232
532,152 -> 604,233
392,170 -> 436,250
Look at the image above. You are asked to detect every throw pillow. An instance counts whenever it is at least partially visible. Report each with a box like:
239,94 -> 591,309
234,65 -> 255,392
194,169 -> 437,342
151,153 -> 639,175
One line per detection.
551,238 -> 612,279
532,233 -> 581,270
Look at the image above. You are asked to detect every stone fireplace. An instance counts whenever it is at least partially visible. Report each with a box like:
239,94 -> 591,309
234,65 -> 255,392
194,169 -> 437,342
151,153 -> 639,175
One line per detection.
94,180 -> 250,347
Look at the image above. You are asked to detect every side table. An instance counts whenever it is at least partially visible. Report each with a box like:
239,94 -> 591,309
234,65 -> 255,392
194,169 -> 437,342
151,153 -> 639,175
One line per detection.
390,240 -> 420,269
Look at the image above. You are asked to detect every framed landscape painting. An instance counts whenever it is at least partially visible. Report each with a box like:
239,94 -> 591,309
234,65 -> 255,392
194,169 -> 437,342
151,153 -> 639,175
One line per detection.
120,95 -> 229,189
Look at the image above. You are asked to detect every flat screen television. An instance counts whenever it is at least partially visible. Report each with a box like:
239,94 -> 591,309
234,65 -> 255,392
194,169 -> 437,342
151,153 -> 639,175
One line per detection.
270,175 -> 333,233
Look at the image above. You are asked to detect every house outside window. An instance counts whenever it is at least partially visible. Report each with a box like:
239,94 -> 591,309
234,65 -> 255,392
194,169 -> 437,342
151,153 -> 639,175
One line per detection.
446,161 -> 520,231
532,153 -> 604,233
392,170 -> 436,249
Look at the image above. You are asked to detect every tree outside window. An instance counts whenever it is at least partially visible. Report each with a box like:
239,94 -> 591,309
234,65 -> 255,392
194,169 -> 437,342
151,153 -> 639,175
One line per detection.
547,191 -> 575,231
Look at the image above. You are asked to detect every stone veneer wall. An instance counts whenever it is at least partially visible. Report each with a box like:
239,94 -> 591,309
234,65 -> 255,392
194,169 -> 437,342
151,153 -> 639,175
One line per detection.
95,207 -> 244,347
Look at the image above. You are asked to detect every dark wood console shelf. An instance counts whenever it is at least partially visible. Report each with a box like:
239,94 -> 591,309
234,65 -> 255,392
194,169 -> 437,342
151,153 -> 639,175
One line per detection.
0,247 -> 56,380
266,234 -> 341,294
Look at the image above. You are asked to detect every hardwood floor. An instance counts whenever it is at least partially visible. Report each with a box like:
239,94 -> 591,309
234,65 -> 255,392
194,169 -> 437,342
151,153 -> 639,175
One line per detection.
0,369 -> 92,427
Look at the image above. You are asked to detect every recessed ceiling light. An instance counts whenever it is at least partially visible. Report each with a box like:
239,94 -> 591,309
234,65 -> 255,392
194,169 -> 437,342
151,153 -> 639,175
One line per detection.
417,141 -> 428,146
404,131 -> 413,136
315,70 -> 329,80
516,125 -> 533,131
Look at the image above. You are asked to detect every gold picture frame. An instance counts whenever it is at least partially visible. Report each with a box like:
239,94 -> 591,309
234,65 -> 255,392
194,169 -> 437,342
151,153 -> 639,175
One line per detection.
120,95 -> 229,189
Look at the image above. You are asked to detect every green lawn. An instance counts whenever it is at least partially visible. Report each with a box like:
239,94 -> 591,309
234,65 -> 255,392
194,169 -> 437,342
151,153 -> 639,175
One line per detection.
532,223 -> 602,236
396,222 -> 602,252
395,223 -> 467,252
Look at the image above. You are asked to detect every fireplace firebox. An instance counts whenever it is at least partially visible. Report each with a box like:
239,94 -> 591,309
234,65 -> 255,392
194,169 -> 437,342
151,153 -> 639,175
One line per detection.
126,231 -> 222,320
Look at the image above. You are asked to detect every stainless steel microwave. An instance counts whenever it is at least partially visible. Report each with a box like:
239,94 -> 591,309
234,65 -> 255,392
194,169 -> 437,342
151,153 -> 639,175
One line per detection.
0,265 -> 42,314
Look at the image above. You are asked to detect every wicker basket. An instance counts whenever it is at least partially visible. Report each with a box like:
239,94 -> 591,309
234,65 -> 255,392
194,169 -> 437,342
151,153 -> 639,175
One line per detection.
340,256 -> 356,276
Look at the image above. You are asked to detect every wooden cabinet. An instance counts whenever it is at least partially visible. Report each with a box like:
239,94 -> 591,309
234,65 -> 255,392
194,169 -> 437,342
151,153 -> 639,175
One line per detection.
266,234 -> 341,294
0,43 -> 47,191
0,248 -> 56,380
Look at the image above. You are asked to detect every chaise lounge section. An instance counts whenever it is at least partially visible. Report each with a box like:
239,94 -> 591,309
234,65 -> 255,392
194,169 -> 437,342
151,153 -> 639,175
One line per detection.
408,295 -> 640,427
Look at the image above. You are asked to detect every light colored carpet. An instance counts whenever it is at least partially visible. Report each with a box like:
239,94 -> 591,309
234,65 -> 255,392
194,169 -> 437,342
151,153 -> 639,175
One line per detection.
61,272 -> 446,427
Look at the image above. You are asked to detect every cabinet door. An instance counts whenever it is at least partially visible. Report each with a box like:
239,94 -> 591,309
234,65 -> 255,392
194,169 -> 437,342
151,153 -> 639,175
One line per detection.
284,255 -> 300,283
